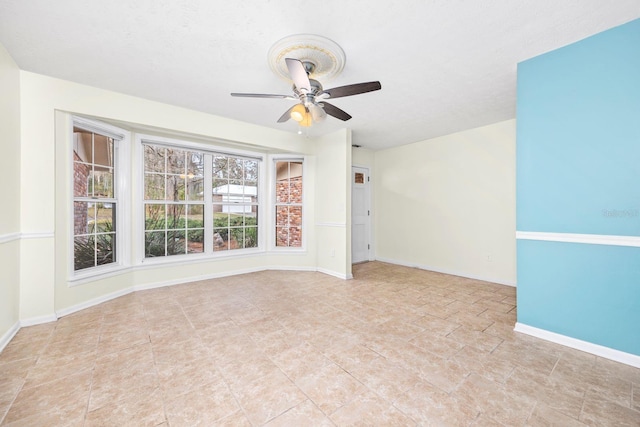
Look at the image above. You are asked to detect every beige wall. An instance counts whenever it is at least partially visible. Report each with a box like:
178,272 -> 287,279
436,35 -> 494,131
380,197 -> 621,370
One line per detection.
13,71 -> 351,320
0,43 -> 21,344
315,129 -> 352,278
374,119 -> 516,285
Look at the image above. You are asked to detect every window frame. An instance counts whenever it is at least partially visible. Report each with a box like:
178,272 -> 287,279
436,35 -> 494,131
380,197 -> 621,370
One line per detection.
69,116 -> 130,283
136,134 -> 265,265
272,156 -> 306,251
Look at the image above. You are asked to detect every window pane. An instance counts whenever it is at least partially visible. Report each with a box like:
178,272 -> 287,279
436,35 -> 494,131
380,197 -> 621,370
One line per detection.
187,152 -> 204,177
166,175 -> 185,201
166,205 -> 185,229
289,206 -> 302,227
166,148 -> 186,174
144,145 -> 165,173
96,233 -> 115,265
95,203 -> 115,233
276,206 -> 288,227
245,160 -> 258,181
145,174 -> 165,200
187,230 -> 204,253
214,212 -> 229,228
228,158 -> 243,180
187,175 -> 204,201
289,227 -> 302,247
290,175 -> 302,204
213,156 -> 228,179
276,227 -> 289,247
145,231 -> 165,257
73,161 -> 91,197
187,204 -> 204,227
93,134 -> 114,167
213,228 -> 229,251
73,128 -> 93,164
167,230 -> 186,255
74,236 -> 95,270
244,227 -> 258,249
145,204 -> 166,230
74,201 -> 92,235
276,181 -> 289,203
92,168 -> 113,198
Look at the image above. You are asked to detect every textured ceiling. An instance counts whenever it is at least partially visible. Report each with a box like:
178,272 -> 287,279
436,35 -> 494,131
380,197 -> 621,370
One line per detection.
1,1 -> 639,150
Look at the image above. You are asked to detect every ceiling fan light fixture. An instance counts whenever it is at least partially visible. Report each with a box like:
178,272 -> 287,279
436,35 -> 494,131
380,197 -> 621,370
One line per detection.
290,104 -> 306,122
299,108 -> 313,127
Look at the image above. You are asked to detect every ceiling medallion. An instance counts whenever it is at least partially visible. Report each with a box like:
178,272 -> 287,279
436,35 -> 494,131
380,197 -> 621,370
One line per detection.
267,34 -> 346,82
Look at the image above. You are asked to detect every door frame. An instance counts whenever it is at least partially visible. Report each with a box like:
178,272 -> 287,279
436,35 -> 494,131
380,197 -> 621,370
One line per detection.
351,165 -> 372,264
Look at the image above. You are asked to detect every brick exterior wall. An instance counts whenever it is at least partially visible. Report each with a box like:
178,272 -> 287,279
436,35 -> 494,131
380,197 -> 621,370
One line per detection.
73,152 -> 90,236
276,176 -> 302,247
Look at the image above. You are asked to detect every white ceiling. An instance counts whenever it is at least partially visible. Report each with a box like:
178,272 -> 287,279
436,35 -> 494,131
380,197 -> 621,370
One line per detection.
1,1 -> 639,150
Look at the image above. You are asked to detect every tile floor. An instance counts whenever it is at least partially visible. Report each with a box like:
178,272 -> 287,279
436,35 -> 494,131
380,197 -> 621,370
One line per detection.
1,262 -> 639,426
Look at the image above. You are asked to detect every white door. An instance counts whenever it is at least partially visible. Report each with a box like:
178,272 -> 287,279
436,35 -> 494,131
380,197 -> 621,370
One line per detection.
351,166 -> 370,264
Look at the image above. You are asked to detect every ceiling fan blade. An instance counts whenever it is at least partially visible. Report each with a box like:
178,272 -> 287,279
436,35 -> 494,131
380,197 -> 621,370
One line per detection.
322,102 -> 352,121
285,58 -> 311,93
321,81 -> 381,99
277,105 -> 296,123
231,93 -> 297,100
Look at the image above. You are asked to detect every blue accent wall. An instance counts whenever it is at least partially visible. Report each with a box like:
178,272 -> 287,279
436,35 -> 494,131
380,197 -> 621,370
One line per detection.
516,19 -> 640,356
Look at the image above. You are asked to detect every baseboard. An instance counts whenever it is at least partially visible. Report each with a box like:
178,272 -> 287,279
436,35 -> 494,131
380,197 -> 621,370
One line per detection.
56,287 -> 133,318
375,256 -> 516,287
32,266 -> 351,324
514,322 -> 640,369
19,313 -> 58,327
316,268 -> 351,280
0,321 -> 20,353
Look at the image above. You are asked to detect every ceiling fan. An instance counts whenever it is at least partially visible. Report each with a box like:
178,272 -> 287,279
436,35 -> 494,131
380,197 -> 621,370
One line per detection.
231,58 -> 381,126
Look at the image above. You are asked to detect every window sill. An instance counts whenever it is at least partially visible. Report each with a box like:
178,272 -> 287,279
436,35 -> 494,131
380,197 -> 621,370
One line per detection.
68,264 -> 131,287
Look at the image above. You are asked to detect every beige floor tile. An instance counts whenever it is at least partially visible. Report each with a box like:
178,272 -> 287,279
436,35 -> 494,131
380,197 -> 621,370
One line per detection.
394,380 -> 479,426
453,373 -> 536,426
447,326 -> 504,354
157,356 -> 222,398
329,390 -> 415,426
23,350 -> 96,389
579,396 -> 640,426
411,313 -> 461,336
270,342 -> 333,382
453,345 -> 515,383
164,378 -> 239,426
231,369 -> 307,426
3,370 -> 91,425
526,403 -> 587,426
265,399 -> 334,426
209,410 -> 252,426
1,263 -> 638,427
295,363 -> 367,415
85,386 -> 166,426
97,324 -> 149,355
409,329 -> 466,358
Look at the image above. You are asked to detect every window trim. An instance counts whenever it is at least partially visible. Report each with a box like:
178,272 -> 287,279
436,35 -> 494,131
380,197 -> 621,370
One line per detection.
69,116 -> 131,284
135,134 -> 266,265
271,156 -> 306,252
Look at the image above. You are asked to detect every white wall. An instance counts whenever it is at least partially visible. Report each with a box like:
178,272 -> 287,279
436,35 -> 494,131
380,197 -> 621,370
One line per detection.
315,129 -> 352,278
0,43 -> 21,346
14,71 -> 350,320
374,119 -> 516,285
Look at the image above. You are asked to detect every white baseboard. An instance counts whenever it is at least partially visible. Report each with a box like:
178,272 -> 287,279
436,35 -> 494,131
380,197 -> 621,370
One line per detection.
514,322 -> 640,369
375,256 -> 516,287
0,321 -> 20,353
56,287 -> 133,318
20,313 -> 58,327
316,268 -> 351,280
